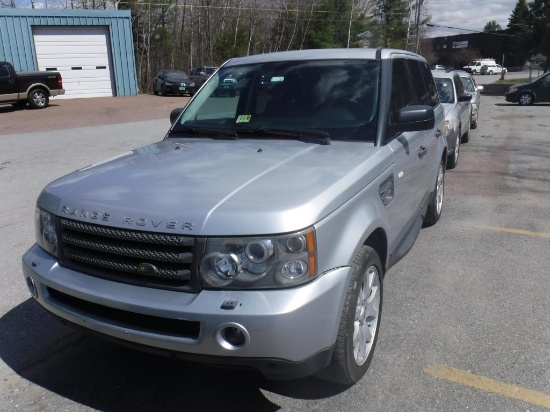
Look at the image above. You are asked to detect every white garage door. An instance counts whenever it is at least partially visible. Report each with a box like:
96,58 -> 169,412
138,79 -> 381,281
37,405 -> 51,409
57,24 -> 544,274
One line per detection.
33,26 -> 115,99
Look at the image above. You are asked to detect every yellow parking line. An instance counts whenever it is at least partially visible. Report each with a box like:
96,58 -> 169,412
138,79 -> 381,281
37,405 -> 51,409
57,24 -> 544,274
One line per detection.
485,226 -> 550,239
425,364 -> 550,409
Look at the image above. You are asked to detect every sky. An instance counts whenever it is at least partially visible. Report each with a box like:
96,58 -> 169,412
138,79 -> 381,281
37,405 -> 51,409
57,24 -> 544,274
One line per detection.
424,0 -> 518,38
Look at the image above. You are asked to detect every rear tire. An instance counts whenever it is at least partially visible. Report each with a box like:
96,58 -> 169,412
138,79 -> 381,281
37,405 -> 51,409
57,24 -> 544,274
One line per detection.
28,88 -> 49,109
318,246 -> 383,385
423,158 -> 445,227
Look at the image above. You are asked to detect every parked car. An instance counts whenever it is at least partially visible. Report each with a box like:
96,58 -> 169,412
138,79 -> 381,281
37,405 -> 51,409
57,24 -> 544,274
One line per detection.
432,70 -> 472,169
505,71 -> 550,105
480,64 -> 503,75
153,70 -> 196,96
189,66 -> 218,89
23,48 -> 447,385
0,61 -> 65,109
462,59 -> 496,75
457,70 -> 483,129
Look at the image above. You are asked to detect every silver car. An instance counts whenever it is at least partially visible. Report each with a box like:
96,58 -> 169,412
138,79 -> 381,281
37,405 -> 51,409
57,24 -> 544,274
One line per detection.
457,70 -> 483,129
432,70 -> 472,169
23,49 -> 447,385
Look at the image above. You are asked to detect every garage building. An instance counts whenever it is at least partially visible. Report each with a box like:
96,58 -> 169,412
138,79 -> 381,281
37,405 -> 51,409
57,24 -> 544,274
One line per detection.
0,9 -> 137,98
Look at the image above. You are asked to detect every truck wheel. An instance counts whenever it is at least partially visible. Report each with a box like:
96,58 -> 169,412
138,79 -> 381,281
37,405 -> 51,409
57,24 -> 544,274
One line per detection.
423,158 -> 445,227
28,88 -> 49,109
319,246 -> 383,385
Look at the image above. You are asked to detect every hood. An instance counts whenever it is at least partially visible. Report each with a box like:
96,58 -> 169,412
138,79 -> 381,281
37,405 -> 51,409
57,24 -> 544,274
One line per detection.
38,138 -> 389,236
509,82 -> 530,90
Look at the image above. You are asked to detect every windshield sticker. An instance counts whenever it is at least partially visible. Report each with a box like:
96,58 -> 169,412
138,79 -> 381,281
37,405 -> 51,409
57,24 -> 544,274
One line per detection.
236,115 -> 252,123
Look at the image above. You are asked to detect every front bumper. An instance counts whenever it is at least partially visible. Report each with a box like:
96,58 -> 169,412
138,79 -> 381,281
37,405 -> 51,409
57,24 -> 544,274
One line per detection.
164,84 -> 194,95
22,244 -> 352,379
504,92 -> 518,102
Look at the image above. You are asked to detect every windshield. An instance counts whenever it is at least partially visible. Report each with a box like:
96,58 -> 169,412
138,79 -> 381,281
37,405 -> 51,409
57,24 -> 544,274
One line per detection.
460,76 -> 476,93
434,78 -> 455,104
165,71 -> 190,81
170,59 -> 380,142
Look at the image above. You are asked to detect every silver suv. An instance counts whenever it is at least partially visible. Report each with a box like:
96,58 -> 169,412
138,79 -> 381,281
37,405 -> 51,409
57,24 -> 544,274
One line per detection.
23,49 -> 447,385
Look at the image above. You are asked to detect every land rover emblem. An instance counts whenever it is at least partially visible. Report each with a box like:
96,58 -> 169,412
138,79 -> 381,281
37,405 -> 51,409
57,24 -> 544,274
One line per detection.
137,263 -> 158,276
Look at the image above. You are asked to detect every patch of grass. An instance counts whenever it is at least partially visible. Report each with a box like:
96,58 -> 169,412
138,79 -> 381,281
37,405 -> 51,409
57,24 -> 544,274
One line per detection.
497,77 -> 530,85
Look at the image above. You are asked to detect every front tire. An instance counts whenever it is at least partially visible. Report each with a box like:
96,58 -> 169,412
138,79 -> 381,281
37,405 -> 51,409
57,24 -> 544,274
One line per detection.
28,88 -> 49,109
423,158 -> 445,227
518,92 -> 533,106
318,246 -> 383,385
447,134 -> 460,169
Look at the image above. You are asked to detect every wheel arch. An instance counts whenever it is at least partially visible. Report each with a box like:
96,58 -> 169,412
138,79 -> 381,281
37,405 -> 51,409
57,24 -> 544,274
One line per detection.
364,228 -> 388,275
25,83 -> 52,97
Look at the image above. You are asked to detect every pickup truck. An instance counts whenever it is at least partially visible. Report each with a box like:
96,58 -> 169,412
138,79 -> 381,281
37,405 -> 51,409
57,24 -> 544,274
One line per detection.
23,48 -> 447,385
0,61 -> 65,109
189,66 -> 217,89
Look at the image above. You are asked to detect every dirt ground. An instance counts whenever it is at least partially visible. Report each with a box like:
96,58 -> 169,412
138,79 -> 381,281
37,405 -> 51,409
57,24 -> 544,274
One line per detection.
0,94 -> 191,135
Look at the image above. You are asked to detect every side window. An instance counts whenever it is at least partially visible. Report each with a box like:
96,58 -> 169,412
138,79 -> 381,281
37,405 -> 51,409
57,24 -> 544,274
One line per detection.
390,59 -> 414,114
407,60 -> 429,105
0,65 -> 9,78
420,62 -> 439,106
453,75 -> 465,96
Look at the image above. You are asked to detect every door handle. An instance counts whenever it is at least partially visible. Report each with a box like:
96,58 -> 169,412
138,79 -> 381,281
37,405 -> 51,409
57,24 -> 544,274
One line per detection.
435,129 -> 443,138
418,146 -> 427,158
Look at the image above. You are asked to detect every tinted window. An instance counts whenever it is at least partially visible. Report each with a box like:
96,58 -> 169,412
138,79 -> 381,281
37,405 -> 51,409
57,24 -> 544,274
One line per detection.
0,65 -> 9,78
407,60 -> 429,105
453,75 -> 465,96
390,59 -> 414,113
421,63 -> 439,106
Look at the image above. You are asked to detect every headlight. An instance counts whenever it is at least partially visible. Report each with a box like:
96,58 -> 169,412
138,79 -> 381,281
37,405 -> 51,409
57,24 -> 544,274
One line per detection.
35,207 -> 58,257
509,87 -> 518,93
200,228 -> 317,289
165,81 -> 173,86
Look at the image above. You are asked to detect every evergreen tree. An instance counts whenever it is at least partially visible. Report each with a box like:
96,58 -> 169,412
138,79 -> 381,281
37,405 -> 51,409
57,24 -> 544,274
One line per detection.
483,20 -> 502,32
506,0 -> 533,67
531,0 -> 550,70
370,0 -> 409,49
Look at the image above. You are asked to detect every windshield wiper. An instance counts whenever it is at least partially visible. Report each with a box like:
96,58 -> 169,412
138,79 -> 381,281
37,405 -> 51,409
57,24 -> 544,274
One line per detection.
239,127 -> 331,145
170,126 -> 238,139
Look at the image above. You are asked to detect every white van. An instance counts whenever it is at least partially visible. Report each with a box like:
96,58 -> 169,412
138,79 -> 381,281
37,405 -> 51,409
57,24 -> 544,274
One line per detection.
463,59 -> 496,74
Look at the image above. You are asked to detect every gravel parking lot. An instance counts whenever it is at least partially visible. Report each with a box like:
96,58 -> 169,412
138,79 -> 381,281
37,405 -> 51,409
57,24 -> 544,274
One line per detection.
0,94 -> 190,135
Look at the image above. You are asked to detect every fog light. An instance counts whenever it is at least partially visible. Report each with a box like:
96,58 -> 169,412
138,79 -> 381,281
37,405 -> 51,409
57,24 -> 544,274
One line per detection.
216,323 -> 250,351
26,276 -> 38,298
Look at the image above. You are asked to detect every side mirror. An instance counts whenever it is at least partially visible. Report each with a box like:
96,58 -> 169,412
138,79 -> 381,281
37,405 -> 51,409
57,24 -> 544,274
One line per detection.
458,94 -> 472,102
170,108 -> 184,124
391,105 -> 435,133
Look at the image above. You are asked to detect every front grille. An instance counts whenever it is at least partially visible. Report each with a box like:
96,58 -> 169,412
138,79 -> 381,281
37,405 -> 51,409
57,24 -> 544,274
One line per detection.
58,218 -> 202,291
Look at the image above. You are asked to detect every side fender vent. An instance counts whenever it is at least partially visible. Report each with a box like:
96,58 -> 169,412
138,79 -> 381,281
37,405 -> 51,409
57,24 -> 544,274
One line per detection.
379,175 -> 394,206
